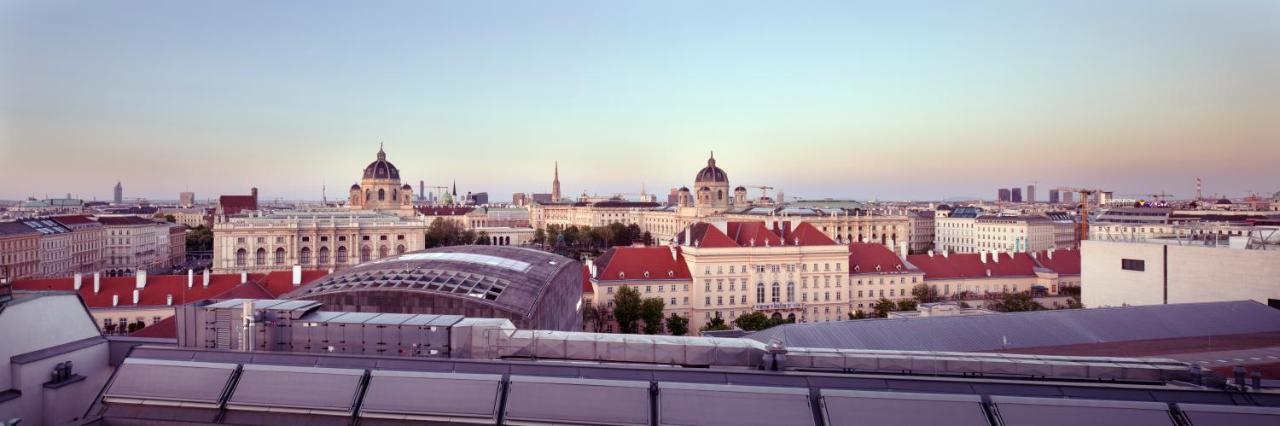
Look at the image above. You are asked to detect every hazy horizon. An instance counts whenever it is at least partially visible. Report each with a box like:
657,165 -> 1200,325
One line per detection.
3,1 -> 1278,202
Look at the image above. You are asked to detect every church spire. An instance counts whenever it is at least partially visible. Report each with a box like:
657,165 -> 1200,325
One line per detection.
376,142 -> 386,161
551,161 -> 562,203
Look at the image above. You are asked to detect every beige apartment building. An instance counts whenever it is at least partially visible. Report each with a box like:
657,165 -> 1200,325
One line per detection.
975,216 -> 1056,253
212,209 -> 428,273
99,216 -> 179,276
54,215 -> 105,274
0,222 -> 40,280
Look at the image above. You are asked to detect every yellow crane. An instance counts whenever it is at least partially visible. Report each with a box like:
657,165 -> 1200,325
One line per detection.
1059,187 -> 1104,242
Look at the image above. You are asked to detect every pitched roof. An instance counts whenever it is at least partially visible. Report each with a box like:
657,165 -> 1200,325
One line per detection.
259,270 -> 331,298
593,246 -> 692,281
905,251 -> 1038,280
676,223 -> 738,248
581,265 -> 593,293
724,222 -> 781,247
848,243 -> 913,275
6,272 -> 331,308
219,195 -> 257,215
419,206 -> 475,216
782,222 -> 838,246
96,216 -> 159,226
1033,248 -> 1080,276
129,316 -> 177,339
51,215 -> 98,226
681,221 -> 839,248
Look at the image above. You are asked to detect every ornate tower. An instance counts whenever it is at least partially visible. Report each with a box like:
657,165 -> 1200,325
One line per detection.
693,151 -> 730,213
551,162 -> 562,202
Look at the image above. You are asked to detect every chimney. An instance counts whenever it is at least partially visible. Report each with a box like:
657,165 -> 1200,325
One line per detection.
135,270 -> 147,289
112,294 -> 118,307
187,269 -> 194,288
166,294 -> 173,306
942,250 -> 949,258
251,187 -> 259,205
240,271 -> 248,284
980,251 -> 987,263
93,273 -> 100,294
73,273 -> 83,291
898,242 -> 908,261
684,227 -> 691,246
292,265 -> 302,286
927,250 -> 934,258
202,269 -> 210,287
131,289 -> 139,305
993,251 -> 1001,263
669,245 -> 677,261
1047,248 -> 1055,259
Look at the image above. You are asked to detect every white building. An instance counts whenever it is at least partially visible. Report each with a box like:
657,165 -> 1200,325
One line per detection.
1081,234 -> 1280,307
934,207 -> 982,254
0,292 -> 111,425
974,216 -> 1056,253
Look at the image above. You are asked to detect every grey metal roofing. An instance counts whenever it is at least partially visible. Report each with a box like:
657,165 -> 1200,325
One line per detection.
990,395 -> 1175,426
9,335 -> 104,364
747,301 -> 1280,352
0,221 -> 38,236
820,389 -> 989,426
1179,403 -> 1280,426
91,346 -> 1280,425
286,245 -> 578,315
226,364 -> 364,414
103,358 -> 236,406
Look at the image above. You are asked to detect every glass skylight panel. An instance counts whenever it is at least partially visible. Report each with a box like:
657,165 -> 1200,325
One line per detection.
397,252 -> 532,272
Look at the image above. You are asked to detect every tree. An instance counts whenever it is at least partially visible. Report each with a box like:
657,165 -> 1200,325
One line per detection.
666,313 -> 689,336
475,231 -> 491,245
911,283 -> 941,303
612,286 -> 643,333
532,228 -> 547,245
164,214 -> 176,223
641,231 -> 654,246
609,222 -> 632,247
425,218 -> 473,248
700,314 -> 730,333
897,299 -> 919,312
848,311 -> 868,320
734,312 -> 771,331
871,298 -> 897,318
626,224 -> 643,246
185,225 -> 214,252
641,298 -> 665,334
990,293 -> 1045,312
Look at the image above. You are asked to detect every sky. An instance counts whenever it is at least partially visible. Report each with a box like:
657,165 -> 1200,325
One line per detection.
2,0 -> 1278,203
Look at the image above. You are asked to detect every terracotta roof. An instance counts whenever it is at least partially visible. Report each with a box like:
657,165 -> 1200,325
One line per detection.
1033,248 -> 1080,276
419,206 -> 475,216
51,215 -> 98,225
11,272 -> 270,308
905,251 -> 1038,280
129,316 -> 177,339
594,246 -> 692,281
848,243 -> 911,275
218,195 -> 257,215
782,222 -> 838,246
724,222 -> 781,247
96,216 -> 159,226
676,223 -> 738,248
581,265 -> 593,293
259,270 -> 331,297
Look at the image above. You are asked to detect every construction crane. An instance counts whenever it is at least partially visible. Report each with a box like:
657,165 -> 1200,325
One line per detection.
1059,187 -> 1104,242
742,185 -> 774,199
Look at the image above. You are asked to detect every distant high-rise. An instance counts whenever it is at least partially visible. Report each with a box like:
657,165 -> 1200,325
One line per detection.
179,191 -> 195,208
512,192 -> 528,206
998,188 -> 1011,202
471,192 -> 489,205
419,180 -> 425,202
1027,184 -> 1037,203
1048,189 -> 1060,204
1011,187 -> 1023,203
113,181 -> 123,204
551,162 -> 562,202
1062,191 -> 1075,205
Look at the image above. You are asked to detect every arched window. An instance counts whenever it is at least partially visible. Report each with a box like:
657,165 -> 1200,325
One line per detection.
378,246 -> 388,258
378,189 -> 385,201
255,248 -> 266,266
235,249 -> 247,267
396,244 -> 406,254
718,190 -> 724,200
274,248 -> 285,265
337,246 -> 348,264
299,247 -> 311,264
365,189 -> 372,201
786,282 -> 795,302
771,282 -> 781,303
756,282 -> 765,304
360,246 -> 371,262
318,247 -> 330,265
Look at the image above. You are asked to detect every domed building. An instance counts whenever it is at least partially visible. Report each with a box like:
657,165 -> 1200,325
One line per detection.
348,144 -> 414,215
693,152 -> 730,213
285,245 -> 583,331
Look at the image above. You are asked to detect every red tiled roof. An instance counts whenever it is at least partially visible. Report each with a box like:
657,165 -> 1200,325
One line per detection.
905,251 -> 1038,280
594,246 -> 692,281
848,243 -> 910,274
12,272 -> 266,308
129,316 -> 177,339
94,216 -> 158,226
783,222 -> 838,246
51,215 -> 97,225
1033,248 -> 1080,276
677,223 -> 739,248
219,195 -> 257,215
581,265 -> 593,293
259,270 -> 331,297
725,222 -> 781,247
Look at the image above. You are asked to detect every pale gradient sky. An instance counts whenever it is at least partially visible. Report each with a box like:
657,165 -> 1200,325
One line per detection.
2,0 -> 1278,202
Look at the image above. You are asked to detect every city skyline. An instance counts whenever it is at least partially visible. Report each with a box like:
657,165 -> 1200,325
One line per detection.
3,1 -> 1279,201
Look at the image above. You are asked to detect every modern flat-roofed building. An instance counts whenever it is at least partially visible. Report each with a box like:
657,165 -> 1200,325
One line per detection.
1081,235 -> 1280,308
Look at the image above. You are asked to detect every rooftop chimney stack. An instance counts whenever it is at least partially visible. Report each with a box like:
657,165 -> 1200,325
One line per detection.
135,270 -> 147,289
1047,248 -> 1055,260
166,294 -> 173,306
669,245 -> 678,261
927,250 -> 934,258
202,269 -> 210,287
93,273 -> 100,294
73,273 -> 82,291
980,251 -> 988,264
187,269 -> 194,288
240,271 -> 248,284
132,289 -> 139,305
898,242 -> 909,261
993,251 -> 1001,263
292,265 -> 302,286
112,294 -> 118,307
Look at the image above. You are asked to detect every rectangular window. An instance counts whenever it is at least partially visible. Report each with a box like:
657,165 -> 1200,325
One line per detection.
1121,259 -> 1145,271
